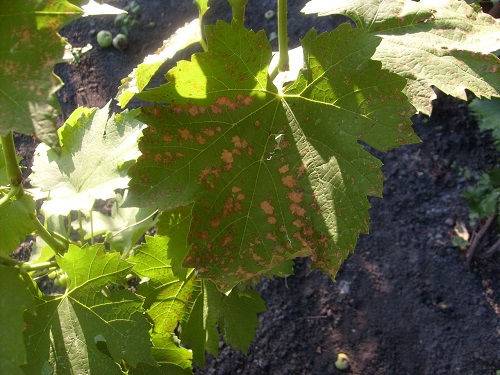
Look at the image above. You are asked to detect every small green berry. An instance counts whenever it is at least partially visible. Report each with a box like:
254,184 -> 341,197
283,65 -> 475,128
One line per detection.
113,33 -> 128,50
335,353 -> 349,371
96,30 -> 113,48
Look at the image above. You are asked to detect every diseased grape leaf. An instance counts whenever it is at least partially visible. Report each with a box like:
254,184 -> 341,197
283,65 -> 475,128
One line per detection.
23,245 -> 155,375
302,0 -> 500,114
0,0 -> 83,148
180,280 -> 266,368
127,21 -> 419,292
30,104 -> 146,216
0,266 -> 35,375
0,193 -> 36,255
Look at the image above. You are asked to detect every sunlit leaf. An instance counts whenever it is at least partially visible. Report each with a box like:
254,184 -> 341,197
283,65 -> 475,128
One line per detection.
31,104 -> 146,216
302,0 -> 500,114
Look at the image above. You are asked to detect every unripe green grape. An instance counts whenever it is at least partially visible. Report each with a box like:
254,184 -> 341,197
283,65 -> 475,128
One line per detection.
97,30 -> 113,47
335,353 -> 349,371
48,270 -> 58,279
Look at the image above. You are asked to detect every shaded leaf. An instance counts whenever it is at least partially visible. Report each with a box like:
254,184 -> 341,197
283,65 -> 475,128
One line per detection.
0,266 -> 35,375
129,333 -> 192,375
23,245 -> 155,375
470,97 -> 500,144
128,21 -> 419,291
31,104 -> 146,216
0,193 -> 36,255
303,0 -> 500,114
0,0 -> 83,147
181,280 -> 266,367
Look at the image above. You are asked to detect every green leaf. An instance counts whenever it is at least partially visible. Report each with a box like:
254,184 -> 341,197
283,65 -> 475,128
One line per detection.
0,0 -> 83,147
75,192 -> 158,253
470,97 -> 500,144
128,21 -> 419,291
156,205 -> 194,278
116,18 -> 202,108
302,0 -> 500,114
23,244 -> 155,375
30,104 -> 146,216
129,236 -> 199,335
0,266 -> 35,375
129,333 -> 192,375
180,280 -> 266,367
0,194 -> 36,255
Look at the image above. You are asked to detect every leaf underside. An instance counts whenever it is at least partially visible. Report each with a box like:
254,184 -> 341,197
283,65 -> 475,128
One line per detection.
128,21 -> 419,292
302,0 -> 500,114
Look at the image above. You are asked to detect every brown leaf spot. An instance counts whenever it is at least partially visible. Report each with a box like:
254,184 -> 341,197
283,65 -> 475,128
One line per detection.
210,104 -> 222,114
154,153 -> 162,163
188,106 -> 199,117
282,175 -> 297,188
289,203 -> 306,217
231,186 -> 241,193
243,96 -> 254,106
178,129 -> 192,141
162,134 -> 172,143
265,232 -> 278,241
203,128 -> 215,136
254,120 -> 262,127
221,149 -> 234,163
260,201 -> 274,215
267,216 -> 277,224
292,219 -> 303,228
287,190 -> 304,203
278,164 -> 290,174
196,134 -> 207,145
211,218 -> 221,228
222,235 -> 233,247
236,193 -> 245,200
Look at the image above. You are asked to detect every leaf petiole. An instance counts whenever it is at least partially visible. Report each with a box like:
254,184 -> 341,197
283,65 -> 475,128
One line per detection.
228,0 -> 248,24
277,0 -> 289,72
29,214 -> 67,256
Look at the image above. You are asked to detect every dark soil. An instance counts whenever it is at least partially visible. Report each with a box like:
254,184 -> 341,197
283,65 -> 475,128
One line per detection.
15,0 -> 500,374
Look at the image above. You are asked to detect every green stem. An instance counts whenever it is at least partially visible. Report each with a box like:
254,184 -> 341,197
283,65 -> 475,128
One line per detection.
29,214 -> 66,256
277,0 -> 289,72
0,184 -> 21,206
0,252 -> 21,267
20,260 -> 58,272
228,0 -> 248,24
1,132 -> 24,198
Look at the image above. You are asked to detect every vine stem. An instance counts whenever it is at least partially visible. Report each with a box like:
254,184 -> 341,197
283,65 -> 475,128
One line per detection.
228,0 -> 248,24
1,132 -> 24,199
29,213 -> 66,256
277,0 -> 289,72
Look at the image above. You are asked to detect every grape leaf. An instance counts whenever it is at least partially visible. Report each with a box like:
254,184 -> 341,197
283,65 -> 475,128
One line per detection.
129,333 -> 192,375
31,104 -> 146,216
470,97 -> 500,143
23,245 -> 155,375
0,266 -> 35,375
0,193 -> 36,255
116,18 -> 203,108
302,0 -> 500,114
156,205 -> 194,278
180,280 -> 266,367
74,192 -> 158,253
0,0 -> 83,148
129,236 -> 200,335
127,21 -> 418,291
